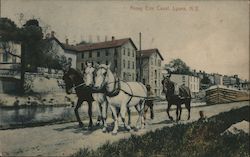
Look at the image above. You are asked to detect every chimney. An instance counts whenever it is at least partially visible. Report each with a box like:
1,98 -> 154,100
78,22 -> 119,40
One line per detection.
65,38 -> 69,45
45,33 -> 51,39
111,36 -> 115,41
51,31 -> 55,38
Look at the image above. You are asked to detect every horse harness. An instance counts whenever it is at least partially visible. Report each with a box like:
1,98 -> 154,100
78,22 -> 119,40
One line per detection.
96,66 -> 150,106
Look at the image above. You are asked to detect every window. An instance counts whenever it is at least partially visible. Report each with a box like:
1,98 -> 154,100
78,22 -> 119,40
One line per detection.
12,56 -> 16,63
128,48 -> 130,56
123,48 -> 126,55
105,49 -> 109,56
132,61 -> 134,69
114,48 -> 118,56
81,53 -> 84,59
132,74 -> 134,81
97,61 -> 100,64
106,61 -> 108,65
132,50 -> 134,57
158,60 -> 161,66
89,51 -> 92,58
155,70 -> 157,79
97,51 -> 100,57
123,72 -> 126,79
114,60 -> 118,68
123,59 -> 126,68
3,51 -> 8,62
128,61 -> 130,69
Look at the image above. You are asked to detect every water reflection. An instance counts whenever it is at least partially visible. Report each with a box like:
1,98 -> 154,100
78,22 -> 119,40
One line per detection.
0,105 -> 89,128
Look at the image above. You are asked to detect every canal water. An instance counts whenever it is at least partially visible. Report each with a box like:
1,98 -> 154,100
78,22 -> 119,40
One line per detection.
0,103 -> 100,129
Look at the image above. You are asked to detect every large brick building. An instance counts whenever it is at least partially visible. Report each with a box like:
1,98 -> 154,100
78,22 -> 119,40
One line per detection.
76,37 -> 137,81
137,49 -> 164,97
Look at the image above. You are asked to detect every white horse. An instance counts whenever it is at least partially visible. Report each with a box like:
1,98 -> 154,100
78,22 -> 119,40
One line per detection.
84,62 -> 108,126
93,63 -> 147,134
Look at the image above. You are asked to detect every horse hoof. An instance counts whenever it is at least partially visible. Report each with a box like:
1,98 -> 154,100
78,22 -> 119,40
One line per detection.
125,127 -> 131,132
88,125 -> 93,129
79,122 -> 84,128
169,117 -> 174,121
102,128 -> 107,133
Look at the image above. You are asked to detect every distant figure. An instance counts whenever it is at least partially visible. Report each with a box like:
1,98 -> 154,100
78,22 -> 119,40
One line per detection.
13,97 -> 20,107
198,110 -> 207,122
144,84 -> 154,120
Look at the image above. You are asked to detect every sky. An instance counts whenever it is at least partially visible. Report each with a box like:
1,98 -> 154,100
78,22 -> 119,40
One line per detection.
1,0 -> 249,80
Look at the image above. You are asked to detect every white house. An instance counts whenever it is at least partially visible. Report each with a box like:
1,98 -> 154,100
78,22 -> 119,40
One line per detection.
0,41 -> 22,93
48,32 -> 77,69
0,41 -> 21,68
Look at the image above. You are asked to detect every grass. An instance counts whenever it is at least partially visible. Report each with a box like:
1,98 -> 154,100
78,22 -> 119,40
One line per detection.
72,106 -> 250,157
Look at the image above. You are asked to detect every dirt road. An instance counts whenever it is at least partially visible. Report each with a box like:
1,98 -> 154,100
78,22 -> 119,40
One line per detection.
0,101 -> 249,156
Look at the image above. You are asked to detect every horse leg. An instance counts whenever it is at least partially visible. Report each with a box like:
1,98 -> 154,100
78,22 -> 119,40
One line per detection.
75,99 -> 84,127
120,105 -> 131,131
167,103 -> 173,121
127,106 -> 131,127
150,103 -> 154,120
136,100 -> 145,130
176,105 -> 180,121
96,102 -> 103,126
87,100 -> 93,129
185,100 -> 191,120
110,105 -> 119,135
178,105 -> 182,121
143,104 -> 149,121
101,101 -> 108,133
140,100 -> 145,129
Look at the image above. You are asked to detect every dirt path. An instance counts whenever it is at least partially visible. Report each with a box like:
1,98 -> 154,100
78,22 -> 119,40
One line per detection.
0,101 -> 249,156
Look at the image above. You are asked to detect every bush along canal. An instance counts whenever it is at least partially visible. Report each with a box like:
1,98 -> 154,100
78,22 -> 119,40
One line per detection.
72,106 -> 250,157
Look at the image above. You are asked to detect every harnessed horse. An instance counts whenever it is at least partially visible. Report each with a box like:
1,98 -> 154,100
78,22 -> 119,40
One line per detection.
93,64 -> 147,135
62,68 -> 96,129
162,71 -> 191,121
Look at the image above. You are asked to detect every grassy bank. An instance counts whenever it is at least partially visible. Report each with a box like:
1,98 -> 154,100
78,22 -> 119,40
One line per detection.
72,106 -> 250,157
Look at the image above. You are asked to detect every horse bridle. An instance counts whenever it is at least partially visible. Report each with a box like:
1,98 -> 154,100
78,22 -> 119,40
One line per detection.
64,71 -> 86,92
95,66 -> 120,96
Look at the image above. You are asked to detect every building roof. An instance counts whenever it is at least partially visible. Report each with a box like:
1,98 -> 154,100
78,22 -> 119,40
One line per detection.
75,38 -> 137,52
49,37 -> 78,52
49,37 -> 137,53
137,48 -> 164,60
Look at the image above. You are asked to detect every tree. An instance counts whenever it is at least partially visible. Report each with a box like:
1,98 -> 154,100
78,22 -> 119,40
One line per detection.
165,58 -> 192,75
1,18 -> 63,94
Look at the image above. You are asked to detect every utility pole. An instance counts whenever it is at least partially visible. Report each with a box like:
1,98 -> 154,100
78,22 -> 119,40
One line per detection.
139,32 -> 142,82
0,0 -> 2,18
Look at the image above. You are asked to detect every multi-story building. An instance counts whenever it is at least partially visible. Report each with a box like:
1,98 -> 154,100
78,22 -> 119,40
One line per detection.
76,37 -> 137,81
213,73 -> 223,85
137,48 -> 164,97
170,74 -> 200,97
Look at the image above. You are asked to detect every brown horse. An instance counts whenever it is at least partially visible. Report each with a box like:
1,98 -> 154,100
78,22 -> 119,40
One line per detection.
162,72 -> 191,121
62,68 -> 94,128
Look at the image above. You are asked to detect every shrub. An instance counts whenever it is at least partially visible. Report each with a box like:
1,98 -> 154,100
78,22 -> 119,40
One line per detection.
72,106 -> 250,157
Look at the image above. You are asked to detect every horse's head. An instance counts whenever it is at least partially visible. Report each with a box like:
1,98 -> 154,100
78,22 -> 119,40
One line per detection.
93,63 -> 111,90
84,62 -> 95,87
62,68 -> 78,94
162,69 -> 172,94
